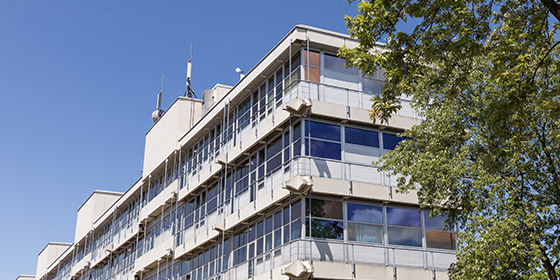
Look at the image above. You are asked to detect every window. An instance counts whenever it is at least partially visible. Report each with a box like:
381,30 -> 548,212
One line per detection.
424,211 -> 457,250
207,184 -> 218,214
233,232 -> 247,266
307,121 -> 340,141
362,76 -> 384,93
238,97 -> 251,131
286,52 -> 301,91
345,127 -> 379,147
290,200 -> 302,241
383,133 -> 407,150
267,76 -> 274,112
324,53 -> 358,75
235,161 -> 249,194
306,199 -> 344,240
266,137 -> 283,174
275,69 -> 284,107
347,203 -> 383,244
283,131 -> 291,171
293,122 -> 302,157
387,207 -> 422,247
305,121 -> 342,160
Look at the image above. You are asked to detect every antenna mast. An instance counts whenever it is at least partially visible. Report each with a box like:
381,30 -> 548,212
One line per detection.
152,73 -> 165,123
185,39 -> 197,98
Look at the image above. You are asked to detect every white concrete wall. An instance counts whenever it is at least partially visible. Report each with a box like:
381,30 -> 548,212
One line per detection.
35,242 -> 71,279
143,97 -> 203,178
203,84 -> 232,115
16,275 -> 35,280
74,191 -> 122,243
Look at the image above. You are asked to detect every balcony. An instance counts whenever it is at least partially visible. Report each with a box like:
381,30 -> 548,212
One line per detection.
70,251 -> 91,278
215,239 -> 454,280
135,236 -> 173,273
286,80 -> 419,121
140,179 -> 178,224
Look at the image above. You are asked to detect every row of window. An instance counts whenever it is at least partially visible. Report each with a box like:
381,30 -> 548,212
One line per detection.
306,198 -> 456,250
135,199 -> 454,280
304,120 -> 407,161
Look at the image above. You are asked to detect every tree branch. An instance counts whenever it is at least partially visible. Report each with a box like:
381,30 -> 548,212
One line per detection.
541,0 -> 560,22
531,40 -> 560,83
541,245 -> 559,280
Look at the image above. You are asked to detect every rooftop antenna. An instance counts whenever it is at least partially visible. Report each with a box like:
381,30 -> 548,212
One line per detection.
185,39 -> 197,98
152,74 -> 165,123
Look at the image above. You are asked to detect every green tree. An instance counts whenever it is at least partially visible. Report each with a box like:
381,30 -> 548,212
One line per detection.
339,0 -> 560,279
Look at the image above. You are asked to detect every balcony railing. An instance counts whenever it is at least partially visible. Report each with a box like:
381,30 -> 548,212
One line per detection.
177,238 -> 455,280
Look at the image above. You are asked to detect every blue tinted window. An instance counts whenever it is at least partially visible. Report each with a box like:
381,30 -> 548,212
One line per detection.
388,227 -> 422,247
424,212 -> 452,231
267,138 -> 282,159
324,53 -> 358,75
383,133 -> 407,150
306,121 -> 340,141
387,207 -> 421,227
347,203 -> 382,224
310,139 -> 341,160
345,127 -> 379,147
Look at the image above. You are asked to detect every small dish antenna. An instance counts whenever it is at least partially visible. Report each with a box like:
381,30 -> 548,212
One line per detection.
235,67 -> 244,80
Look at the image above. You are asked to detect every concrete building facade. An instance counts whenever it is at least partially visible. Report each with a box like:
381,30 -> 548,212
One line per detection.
21,25 -> 456,280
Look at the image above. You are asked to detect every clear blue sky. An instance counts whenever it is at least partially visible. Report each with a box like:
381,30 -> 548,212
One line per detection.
0,0 -> 357,278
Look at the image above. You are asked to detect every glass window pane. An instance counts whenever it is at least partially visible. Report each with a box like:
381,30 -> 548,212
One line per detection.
256,221 -> 264,237
291,200 -> 301,221
348,223 -> 383,243
267,138 -> 282,159
324,53 -> 358,75
387,207 -> 421,227
310,139 -> 341,160
291,52 -> 301,73
362,76 -> 384,94
291,219 -> 301,240
307,199 -> 343,220
306,121 -> 341,141
293,122 -> 301,141
265,217 -> 272,233
265,234 -> 272,251
283,207 -> 290,224
274,229 -> 282,247
345,127 -> 379,147
256,238 -> 263,255
383,133 -> 407,150
347,203 -> 382,224
388,227 -> 422,247
424,212 -> 452,231
249,225 -> 255,240
266,154 -> 282,174
426,231 -> 457,250
274,212 -> 282,229
308,218 -> 344,240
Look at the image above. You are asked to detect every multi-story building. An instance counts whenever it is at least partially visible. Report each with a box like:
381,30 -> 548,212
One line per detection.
21,25 -> 456,280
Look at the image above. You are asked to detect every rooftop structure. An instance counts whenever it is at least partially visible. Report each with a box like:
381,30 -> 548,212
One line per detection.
20,25 -> 456,280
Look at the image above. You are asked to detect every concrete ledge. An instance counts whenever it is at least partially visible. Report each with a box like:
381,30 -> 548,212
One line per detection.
312,261 -> 353,279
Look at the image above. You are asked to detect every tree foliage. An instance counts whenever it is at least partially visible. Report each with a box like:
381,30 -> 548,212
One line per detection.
340,0 -> 560,279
